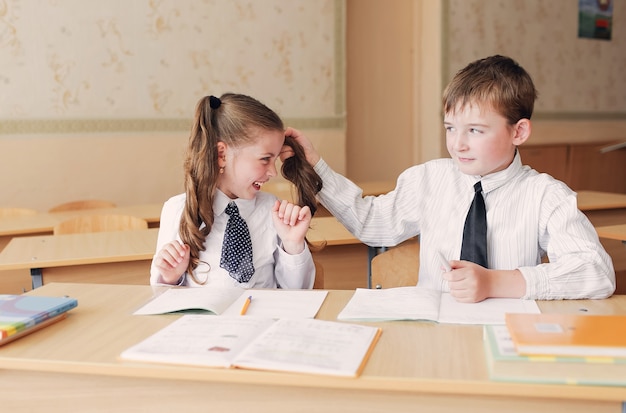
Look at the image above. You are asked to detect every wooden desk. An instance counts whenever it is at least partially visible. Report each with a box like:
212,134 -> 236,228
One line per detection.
596,224 -> 626,243
577,190 -> 626,212
0,218 -> 366,292
308,216 -> 360,246
577,191 -> 626,294
308,217 -> 369,290
0,283 -> 624,413
0,229 -> 158,289
0,203 -> 163,250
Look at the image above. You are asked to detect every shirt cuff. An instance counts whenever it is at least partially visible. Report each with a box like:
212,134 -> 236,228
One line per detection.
158,272 -> 186,286
518,266 -> 548,300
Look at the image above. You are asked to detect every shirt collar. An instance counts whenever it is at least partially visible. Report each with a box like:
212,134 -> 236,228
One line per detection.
462,149 -> 524,194
215,189 -> 257,219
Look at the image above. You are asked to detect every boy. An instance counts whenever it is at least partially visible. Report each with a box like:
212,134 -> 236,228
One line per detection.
283,55 -> 615,302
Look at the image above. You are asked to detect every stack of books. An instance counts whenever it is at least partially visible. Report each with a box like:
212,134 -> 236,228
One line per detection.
0,294 -> 78,346
483,313 -> 626,386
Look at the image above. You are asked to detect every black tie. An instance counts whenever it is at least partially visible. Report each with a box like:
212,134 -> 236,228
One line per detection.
220,202 -> 255,282
460,181 -> 488,268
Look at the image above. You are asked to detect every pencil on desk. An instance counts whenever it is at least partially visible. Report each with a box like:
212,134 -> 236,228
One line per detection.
240,295 -> 252,315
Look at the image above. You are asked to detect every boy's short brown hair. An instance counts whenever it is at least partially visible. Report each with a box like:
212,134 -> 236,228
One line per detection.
442,55 -> 538,125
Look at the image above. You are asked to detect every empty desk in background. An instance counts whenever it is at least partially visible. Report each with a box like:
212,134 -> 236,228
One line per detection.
596,224 -> 626,244
0,282 -> 624,412
307,216 -> 368,289
0,229 -> 159,288
577,190 -> 626,294
577,190 -> 626,222
0,203 -> 163,250
0,218 -> 366,290
596,223 -> 626,293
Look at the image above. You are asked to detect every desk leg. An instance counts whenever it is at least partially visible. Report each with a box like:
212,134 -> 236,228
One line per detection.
30,268 -> 43,289
367,246 -> 387,289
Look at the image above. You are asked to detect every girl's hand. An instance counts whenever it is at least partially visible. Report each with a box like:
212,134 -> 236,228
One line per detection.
271,199 -> 312,255
154,240 -> 190,284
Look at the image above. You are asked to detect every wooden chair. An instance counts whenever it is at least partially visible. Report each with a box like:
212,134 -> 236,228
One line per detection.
53,214 -> 148,235
48,199 -> 117,213
0,207 -> 38,218
313,260 -> 324,289
370,238 -> 420,289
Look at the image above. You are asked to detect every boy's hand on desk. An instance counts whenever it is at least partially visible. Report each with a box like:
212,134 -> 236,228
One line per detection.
442,261 -> 491,303
271,200 -> 311,255
443,262 -> 526,302
154,240 -> 190,284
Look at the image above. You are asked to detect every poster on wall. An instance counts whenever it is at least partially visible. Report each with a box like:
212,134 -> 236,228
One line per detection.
578,0 -> 613,40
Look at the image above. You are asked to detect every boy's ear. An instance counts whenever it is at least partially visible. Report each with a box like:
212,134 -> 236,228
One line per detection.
512,118 -> 531,146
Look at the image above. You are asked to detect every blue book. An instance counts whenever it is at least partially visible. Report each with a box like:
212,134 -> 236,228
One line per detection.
0,294 -> 78,345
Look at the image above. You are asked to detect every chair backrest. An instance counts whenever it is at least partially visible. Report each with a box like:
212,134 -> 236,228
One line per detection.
48,199 -> 117,213
313,260 -> 324,289
53,214 -> 148,235
370,238 -> 420,289
0,207 -> 38,219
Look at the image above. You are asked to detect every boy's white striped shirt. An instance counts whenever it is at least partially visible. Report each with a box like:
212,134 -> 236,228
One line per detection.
314,152 -> 614,300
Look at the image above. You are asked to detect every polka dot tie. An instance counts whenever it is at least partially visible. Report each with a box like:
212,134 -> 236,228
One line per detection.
220,202 -> 255,282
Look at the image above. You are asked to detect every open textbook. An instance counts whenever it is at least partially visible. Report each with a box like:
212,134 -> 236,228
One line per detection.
337,286 -> 540,324
133,287 -> 328,319
120,315 -> 382,377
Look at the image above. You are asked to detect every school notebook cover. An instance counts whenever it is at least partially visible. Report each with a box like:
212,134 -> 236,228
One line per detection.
0,294 -> 78,346
484,325 -> 626,386
505,313 -> 626,358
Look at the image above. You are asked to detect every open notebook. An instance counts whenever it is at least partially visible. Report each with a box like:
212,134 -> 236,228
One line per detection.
121,315 -> 381,377
337,286 -> 540,324
133,287 -> 328,319
0,294 -> 78,346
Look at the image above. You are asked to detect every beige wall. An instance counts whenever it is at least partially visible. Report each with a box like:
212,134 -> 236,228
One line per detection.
345,0 -> 416,182
345,0 -> 446,182
445,0 -> 626,115
444,0 -> 626,150
0,128 -> 345,212
345,0 -> 626,183
0,1 -> 346,211
2,0 -> 626,210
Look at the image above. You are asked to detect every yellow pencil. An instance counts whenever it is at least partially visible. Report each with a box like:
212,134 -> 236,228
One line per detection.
240,295 -> 252,315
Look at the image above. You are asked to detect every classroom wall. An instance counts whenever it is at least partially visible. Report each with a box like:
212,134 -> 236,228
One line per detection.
346,0 -> 418,182
0,129 -> 345,211
446,0 -> 626,145
3,0 -> 626,208
346,0 -> 626,182
0,0 -> 346,211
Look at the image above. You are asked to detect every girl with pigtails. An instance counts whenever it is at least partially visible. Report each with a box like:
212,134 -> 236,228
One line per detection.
150,93 -> 322,289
